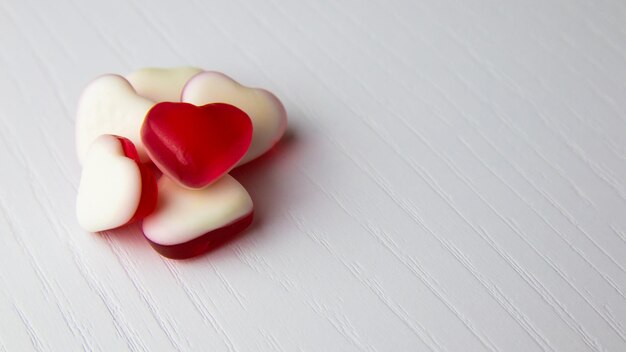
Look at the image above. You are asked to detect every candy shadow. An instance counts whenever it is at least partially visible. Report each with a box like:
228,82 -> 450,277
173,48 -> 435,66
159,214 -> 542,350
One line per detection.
230,128 -> 298,232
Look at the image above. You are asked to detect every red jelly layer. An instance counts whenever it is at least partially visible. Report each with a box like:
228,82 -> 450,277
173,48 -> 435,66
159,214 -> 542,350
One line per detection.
116,135 -> 158,224
141,102 -> 253,189
117,135 -> 140,162
128,163 -> 158,223
144,211 -> 254,260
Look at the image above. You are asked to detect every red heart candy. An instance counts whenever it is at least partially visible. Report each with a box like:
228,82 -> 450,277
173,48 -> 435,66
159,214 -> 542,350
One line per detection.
141,102 -> 253,189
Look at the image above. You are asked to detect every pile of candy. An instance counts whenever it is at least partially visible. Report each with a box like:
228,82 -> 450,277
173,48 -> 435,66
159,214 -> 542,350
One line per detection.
75,67 -> 287,259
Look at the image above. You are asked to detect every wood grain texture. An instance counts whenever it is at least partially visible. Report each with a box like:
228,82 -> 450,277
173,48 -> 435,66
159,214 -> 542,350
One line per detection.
1,0 -> 625,350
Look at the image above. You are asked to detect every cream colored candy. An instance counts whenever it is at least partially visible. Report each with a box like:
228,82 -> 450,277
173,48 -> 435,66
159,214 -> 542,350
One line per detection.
75,74 -> 154,163
182,71 -> 287,165
142,175 -> 253,246
126,66 -> 202,102
76,135 -> 142,232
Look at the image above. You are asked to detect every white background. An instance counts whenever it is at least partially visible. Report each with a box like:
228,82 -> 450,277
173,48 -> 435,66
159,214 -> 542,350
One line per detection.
1,0 -> 625,351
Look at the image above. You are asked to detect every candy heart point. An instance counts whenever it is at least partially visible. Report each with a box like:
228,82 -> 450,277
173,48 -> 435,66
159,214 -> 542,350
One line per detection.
141,102 -> 253,189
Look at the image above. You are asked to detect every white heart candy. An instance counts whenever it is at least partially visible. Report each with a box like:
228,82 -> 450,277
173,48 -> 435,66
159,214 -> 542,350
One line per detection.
142,174 -> 253,253
126,66 -> 202,102
75,74 -> 154,164
182,71 -> 287,165
76,135 -> 149,232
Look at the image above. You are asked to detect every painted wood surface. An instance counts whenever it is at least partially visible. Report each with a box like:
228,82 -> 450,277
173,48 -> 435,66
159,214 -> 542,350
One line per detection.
0,0 -> 625,351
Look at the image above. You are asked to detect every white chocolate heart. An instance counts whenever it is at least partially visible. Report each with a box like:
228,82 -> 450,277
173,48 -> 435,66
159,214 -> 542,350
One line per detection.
76,135 -> 143,232
182,71 -> 287,165
142,174 -> 253,246
75,74 -> 154,164
126,66 -> 202,102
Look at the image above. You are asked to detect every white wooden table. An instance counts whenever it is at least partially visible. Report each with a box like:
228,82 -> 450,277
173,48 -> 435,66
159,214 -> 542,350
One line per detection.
1,0 -> 625,351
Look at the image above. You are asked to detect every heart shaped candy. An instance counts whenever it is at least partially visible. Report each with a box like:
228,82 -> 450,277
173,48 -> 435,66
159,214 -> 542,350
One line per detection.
76,74 -> 154,164
182,71 -> 287,166
141,102 -> 253,189
142,174 -> 254,259
76,135 -> 158,232
126,66 -> 202,102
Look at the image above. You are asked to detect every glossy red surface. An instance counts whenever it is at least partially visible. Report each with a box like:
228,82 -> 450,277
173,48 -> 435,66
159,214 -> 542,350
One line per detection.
144,211 -> 254,260
128,163 -> 158,223
141,102 -> 253,189
116,136 -> 158,224
118,136 -> 140,162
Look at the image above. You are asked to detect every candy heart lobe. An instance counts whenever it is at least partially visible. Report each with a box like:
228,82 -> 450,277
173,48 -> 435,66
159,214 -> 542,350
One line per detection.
75,74 -> 154,164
